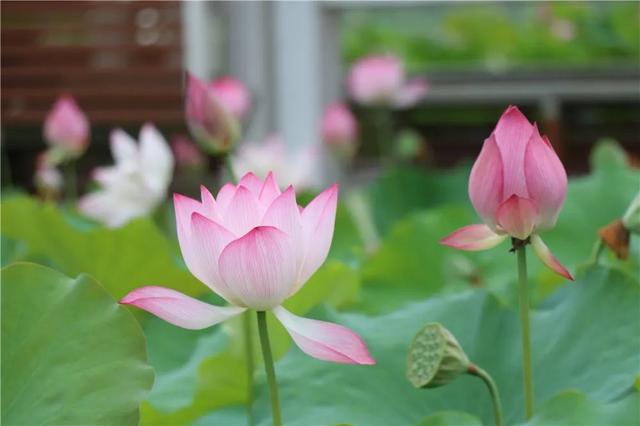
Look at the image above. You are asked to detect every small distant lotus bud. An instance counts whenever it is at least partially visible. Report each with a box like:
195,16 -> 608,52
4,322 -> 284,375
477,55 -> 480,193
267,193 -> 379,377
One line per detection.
321,103 -> 358,159
347,54 -> 428,108
348,55 -> 403,106
210,76 -> 252,121
43,95 -> 90,161
185,73 -> 240,154
172,135 -> 205,170
622,192 -> 640,234
406,323 -> 470,389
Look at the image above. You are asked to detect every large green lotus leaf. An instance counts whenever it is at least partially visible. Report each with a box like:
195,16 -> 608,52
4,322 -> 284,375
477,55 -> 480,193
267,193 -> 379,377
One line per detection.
251,265 -> 639,425
1,263 -> 154,426
139,328 -> 247,426
367,165 -> 469,235
138,260 -> 360,425
520,390 -> 640,426
1,234 -> 28,266
0,196 -> 204,300
417,411 -> 481,426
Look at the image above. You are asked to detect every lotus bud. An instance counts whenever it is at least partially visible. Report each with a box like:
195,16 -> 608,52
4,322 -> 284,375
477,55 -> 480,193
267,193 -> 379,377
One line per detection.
172,135 -> 205,170
348,55 -> 404,106
185,73 -> 240,154
440,105 -> 573,281
347,54 -> 428,108
43,95 -> 90,162
406,322 -> 470,389
321,103 -> 359,159
210,76 -> 252,121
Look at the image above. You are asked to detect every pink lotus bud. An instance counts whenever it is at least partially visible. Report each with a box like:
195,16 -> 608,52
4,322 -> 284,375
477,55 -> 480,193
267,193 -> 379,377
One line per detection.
348,55 -> 404,105
172,135 -> 205,169
468,105 -> 567,234
43,95 -> 89,159
347,54 -> 428,108
441,106 -> 573,280
120,173 -> 375,365
210,76 -> 252,121
321,103 -> 359,158
185,73 -> 240,154
393,77 -> 429,109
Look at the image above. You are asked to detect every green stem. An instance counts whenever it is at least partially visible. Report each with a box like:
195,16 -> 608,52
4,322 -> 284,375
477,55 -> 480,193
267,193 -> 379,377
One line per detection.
592,239 -> 605,264
256,311 -> 282,426
224,154 -> 237,183
63,160 -> 77,203
243,312 -> 255,426
372,107 -> 394,164
516,244 -> 534,419
468,364 -> 503,426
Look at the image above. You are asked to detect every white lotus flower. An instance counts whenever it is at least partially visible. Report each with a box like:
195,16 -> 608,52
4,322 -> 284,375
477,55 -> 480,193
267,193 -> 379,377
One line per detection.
231,135 -> 320,191
78,124 -> 174,227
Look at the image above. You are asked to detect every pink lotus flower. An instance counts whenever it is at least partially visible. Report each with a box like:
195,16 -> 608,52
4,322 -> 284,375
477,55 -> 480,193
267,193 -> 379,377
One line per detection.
120,173 -> 374,365
185,73 -> 241,154
172,135 -> 206,169
210,76 -> 252,120
440,106 -> 573,280
347,55 -> 428,108
321,103 -> 359,158
43,95 -> 89,159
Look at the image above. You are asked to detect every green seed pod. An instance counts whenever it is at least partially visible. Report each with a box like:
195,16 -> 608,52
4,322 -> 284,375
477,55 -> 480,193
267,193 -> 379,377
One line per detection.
406,322 -> 470,389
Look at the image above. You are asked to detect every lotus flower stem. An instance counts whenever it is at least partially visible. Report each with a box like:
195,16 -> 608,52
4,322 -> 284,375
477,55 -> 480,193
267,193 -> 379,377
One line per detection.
224,154 -> 236,183
592,239 -> 605,264
256,311 -> 282,426
468,364 -> 503,426
243,312 -> 255,426
63,160 -> 77,203
515,243 -> 534,418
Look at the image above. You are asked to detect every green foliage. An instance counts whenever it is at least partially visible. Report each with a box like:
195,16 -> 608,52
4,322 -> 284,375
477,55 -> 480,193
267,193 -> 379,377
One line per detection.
252,265 -> 639,425
367,165 -> 469,235
342,2 -> 640,71
1,140 -> 637,425
1,263 -> 154,426
0,196 -> 205,300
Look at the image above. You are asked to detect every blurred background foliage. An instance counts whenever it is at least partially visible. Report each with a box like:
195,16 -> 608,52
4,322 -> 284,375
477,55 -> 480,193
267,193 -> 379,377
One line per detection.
343,2 -> 640,72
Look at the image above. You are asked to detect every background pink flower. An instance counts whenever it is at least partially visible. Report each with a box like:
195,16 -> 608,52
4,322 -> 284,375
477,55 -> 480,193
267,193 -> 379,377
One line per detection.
43,95 -> 89,158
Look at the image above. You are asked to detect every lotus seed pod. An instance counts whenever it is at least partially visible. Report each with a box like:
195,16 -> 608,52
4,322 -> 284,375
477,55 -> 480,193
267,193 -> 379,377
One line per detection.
406,322 -> 470,389
622,192 -> 640,234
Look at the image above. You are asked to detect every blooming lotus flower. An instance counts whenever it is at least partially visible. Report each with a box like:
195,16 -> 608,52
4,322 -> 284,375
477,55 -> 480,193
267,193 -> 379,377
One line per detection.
210,76 -> 252,121
321,103 -> 359,159
172,135 -> 206,170
347,55 -> 428,108
78,124 -> 174,228
185,73 -> 241,154
232,135 -> 320,191
44,95 -> 89,161
120,172 -> 375,365
440,106 -> 573,280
